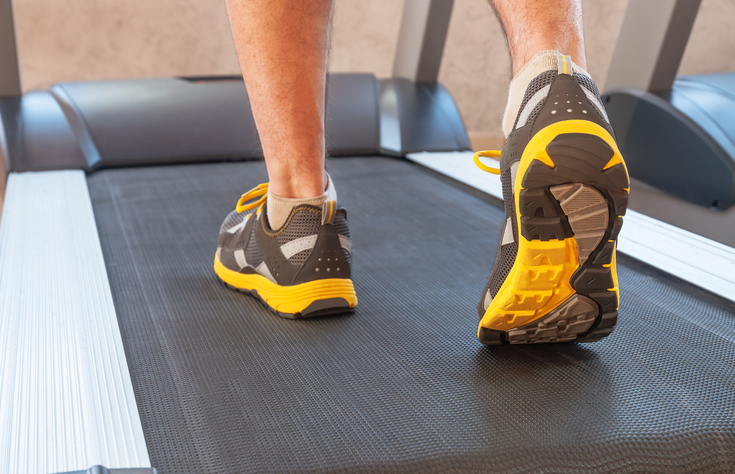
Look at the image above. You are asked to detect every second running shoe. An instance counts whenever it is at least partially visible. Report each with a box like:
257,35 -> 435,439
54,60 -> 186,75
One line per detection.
475,55 -> 630,344
214,183 -> 357,318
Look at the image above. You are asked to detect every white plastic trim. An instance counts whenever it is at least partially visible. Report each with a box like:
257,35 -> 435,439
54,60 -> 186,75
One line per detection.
0,171 -> 151,473
407,151 -> 735,303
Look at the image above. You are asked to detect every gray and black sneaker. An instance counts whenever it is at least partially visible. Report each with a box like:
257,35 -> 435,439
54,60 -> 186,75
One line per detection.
214,183 -> 357,319
474,54 -> 630,344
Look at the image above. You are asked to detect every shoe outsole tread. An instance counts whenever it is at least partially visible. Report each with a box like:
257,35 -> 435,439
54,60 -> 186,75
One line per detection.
479,126 -> 629,345
218,277 -> 355,319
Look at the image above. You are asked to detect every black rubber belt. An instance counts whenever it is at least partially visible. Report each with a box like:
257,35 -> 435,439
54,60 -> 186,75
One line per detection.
88,157 -> 735,473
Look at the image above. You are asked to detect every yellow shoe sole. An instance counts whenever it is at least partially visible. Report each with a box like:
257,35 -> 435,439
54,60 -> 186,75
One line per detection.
479,120 -> 630,344
214,251 -> 358,319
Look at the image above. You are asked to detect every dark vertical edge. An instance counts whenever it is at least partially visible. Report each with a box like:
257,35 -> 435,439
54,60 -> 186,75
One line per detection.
415,0 -> 454,84
605,0 -> 702,93
650,0 -> 702,92
0,0 -> 21,98
0,0 -> 21,205
393,0 -> 454,84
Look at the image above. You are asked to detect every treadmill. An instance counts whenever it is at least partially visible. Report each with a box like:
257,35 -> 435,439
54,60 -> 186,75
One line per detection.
1,0 -> 735,473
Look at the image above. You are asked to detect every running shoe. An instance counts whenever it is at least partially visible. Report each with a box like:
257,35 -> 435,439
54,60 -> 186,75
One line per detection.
214,183 -> 357,318
475,56 -> 630,344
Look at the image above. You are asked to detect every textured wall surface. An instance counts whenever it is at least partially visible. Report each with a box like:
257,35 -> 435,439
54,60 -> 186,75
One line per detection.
12,0 -> 735,136
14,0 -> 240,85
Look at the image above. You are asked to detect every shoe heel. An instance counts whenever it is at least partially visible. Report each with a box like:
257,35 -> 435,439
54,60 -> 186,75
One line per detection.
520,130 -> 629,342
214,254 -> 357,319
479,122 -> 629,344
262,278 -> 358,319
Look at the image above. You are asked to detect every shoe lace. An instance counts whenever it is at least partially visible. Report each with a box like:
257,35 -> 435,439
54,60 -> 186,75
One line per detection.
236,182 -> 268,214
473,150 -> 501,175
233,153 -> 499,215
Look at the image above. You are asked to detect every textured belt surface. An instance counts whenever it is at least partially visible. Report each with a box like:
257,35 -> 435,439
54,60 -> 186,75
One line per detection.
88,157 -> 735,474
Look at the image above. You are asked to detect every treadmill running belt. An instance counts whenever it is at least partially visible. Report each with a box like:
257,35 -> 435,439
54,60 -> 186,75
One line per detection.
87,157 -> 735,473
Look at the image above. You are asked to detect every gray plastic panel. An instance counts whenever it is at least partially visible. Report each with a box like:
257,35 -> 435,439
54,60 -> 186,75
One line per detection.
603,73 -> 735,209
52,73 -> 379,169
683,72 -> 735,96
1,74 -> 474,172
379,78 -> 471,156
88,157 -> 735,473
673,74 -> 735,159
0,93 -> 87,172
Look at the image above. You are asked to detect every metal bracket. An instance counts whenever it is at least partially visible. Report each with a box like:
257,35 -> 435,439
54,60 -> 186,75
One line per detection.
0,0 -> 21,97
605,0 -> 701,92
392,0 -> 454,83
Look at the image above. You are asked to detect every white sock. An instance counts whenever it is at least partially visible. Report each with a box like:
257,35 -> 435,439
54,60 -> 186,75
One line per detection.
501,50 -> 591,137
266,173 -> 337,230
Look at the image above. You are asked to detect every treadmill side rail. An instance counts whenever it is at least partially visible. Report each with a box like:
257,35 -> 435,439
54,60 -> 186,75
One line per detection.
0,171 -> 152,473
56,467 -> 158,474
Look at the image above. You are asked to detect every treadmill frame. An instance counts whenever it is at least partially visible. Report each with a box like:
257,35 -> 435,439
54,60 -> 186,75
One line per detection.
605,0 -> 701,92
3,1 -> 735,472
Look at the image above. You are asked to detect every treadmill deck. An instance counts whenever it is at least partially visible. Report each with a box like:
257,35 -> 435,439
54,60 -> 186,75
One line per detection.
87,157 -> 735,473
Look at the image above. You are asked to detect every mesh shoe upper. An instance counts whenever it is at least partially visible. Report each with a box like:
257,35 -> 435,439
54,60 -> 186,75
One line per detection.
217,202 -> 352,286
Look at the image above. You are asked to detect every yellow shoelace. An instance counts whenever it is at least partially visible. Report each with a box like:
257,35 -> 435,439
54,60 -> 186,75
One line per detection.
236,182 -> 268,214
237,152 -> 499,214
473,150 -> 501,175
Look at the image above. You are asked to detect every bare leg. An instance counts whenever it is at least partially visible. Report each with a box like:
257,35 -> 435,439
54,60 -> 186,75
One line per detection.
215,0 -> 357,316
226,0 -> 333,199
490,0 -> 586,77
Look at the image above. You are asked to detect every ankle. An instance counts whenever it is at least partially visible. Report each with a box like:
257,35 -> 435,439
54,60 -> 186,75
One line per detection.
266,172 -> 337,230
268,175 -> 326,199
502,50 -> 592,137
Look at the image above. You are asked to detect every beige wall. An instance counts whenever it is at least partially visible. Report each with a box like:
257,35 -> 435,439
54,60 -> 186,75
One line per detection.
13,0 -> 735,138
